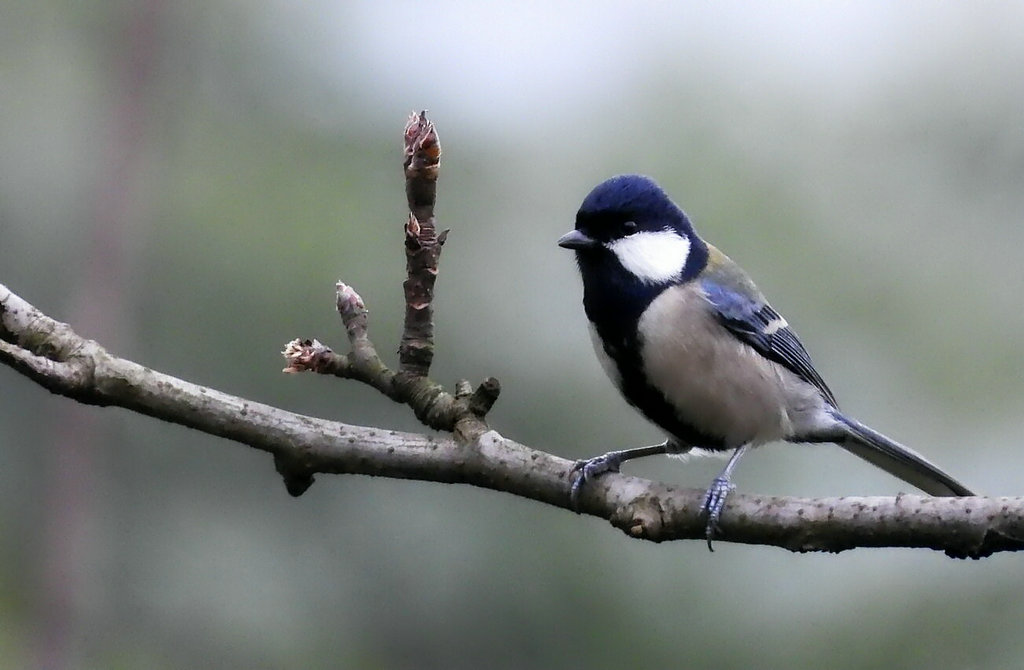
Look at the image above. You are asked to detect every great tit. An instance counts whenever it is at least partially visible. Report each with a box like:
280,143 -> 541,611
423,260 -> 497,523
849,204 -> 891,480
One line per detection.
558,174 -> 974,545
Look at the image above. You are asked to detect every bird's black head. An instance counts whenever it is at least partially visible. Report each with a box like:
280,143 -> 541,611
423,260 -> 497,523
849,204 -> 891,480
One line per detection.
558,175 -> 707,286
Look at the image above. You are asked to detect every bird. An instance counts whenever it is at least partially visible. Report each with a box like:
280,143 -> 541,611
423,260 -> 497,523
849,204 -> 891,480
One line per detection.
558,174 -> 974,548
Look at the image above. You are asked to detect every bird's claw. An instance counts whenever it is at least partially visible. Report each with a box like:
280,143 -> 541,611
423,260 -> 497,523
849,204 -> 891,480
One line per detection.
700,475 -> 735,551
568,453 -> 623,511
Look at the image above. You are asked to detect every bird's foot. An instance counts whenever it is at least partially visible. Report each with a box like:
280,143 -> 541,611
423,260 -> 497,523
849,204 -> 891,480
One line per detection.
568,451 -> 626,511
700,475 -> 735,551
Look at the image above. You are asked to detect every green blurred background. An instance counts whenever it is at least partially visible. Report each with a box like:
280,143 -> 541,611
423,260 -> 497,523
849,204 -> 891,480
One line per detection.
2,2 -> 1023,668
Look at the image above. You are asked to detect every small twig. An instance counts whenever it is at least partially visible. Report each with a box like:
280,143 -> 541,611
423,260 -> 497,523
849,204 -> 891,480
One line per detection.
399,110 -> 446,377
283,281 -> 496,440
283,113 -> 500,489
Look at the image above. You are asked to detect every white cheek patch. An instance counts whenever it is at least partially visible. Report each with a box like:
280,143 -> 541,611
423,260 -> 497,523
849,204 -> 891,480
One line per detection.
607,230 -> 690,284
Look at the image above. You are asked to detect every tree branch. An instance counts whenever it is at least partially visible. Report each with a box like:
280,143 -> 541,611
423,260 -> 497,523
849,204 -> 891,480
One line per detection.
4,112 -> 1023,559
399,110 -> 446,377
2,281 -> 1022,557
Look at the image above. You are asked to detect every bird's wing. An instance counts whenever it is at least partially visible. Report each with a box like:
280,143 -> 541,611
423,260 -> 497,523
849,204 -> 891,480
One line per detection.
699,275 -> 838,407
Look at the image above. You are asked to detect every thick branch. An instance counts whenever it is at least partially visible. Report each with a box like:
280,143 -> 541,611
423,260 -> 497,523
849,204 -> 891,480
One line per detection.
3,282 -> 1022,558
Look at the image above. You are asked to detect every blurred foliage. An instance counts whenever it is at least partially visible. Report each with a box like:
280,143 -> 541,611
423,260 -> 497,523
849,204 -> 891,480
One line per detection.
2,3 -> 1023,669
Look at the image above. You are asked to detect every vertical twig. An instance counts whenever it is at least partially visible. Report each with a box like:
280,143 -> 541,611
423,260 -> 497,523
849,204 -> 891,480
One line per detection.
399,111 -> 446,377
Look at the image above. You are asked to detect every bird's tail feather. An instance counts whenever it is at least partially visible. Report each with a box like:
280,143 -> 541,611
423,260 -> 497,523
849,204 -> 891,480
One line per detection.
835,415 -> 975,497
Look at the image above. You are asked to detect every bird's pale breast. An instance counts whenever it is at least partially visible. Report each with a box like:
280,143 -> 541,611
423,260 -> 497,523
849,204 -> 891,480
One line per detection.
636,283 -> 823,447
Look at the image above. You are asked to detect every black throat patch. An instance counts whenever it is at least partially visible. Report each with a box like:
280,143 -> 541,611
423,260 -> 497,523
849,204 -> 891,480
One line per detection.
577,246 -> 726,451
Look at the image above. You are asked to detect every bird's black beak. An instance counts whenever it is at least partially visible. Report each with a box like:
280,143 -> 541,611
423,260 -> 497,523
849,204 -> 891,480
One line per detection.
557,230 -> 598,250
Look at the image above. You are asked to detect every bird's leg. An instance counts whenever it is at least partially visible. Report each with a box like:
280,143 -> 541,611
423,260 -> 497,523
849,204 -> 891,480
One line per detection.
568,441 -> 673,511
701,443 -> 751,551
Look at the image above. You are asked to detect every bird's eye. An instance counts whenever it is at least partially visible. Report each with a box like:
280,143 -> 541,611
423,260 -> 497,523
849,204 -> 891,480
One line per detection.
622,221 -> 638,236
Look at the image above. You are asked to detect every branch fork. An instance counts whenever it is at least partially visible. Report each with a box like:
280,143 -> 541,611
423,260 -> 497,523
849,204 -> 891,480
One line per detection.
283,110 -> 499,479
4,112 -> 1023,557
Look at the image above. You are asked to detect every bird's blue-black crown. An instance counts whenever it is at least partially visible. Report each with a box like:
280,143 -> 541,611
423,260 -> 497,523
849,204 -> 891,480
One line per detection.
572,174 -> 707,285
576,174 -> 694,237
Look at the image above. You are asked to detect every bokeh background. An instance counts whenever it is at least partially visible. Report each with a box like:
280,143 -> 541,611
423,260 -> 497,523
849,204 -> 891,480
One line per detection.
2,2 -> 1024,668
